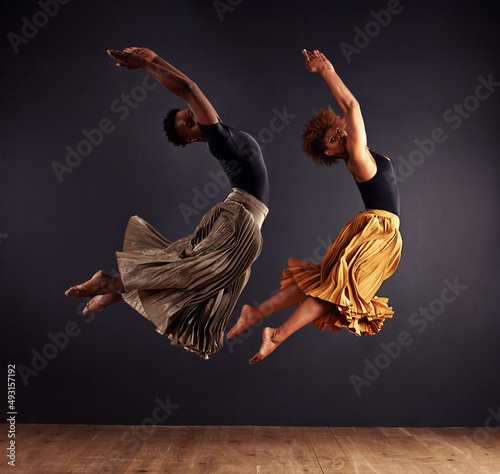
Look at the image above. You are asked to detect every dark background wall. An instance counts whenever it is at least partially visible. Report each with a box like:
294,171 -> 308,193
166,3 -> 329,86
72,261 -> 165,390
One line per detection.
2,0 -> 499,428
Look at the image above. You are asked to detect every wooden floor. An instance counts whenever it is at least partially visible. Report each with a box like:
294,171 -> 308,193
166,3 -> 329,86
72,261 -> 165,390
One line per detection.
1,424 -> 499,473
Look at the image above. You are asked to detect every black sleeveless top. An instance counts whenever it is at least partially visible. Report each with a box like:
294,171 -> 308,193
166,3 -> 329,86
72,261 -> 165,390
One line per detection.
199,120 -> 269,206
353,150 -> 400,217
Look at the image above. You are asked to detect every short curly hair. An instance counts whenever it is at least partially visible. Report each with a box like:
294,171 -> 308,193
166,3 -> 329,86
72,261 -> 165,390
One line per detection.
302,107 -> 346,166
163,108 -> 186,147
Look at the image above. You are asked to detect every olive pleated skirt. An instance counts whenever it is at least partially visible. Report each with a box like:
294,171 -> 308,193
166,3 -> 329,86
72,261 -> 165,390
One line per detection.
116,188 -> 268,358
281,209 -> 402,336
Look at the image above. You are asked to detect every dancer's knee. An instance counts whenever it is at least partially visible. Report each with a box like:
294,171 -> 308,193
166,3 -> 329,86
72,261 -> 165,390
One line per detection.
309,296 -> 335,313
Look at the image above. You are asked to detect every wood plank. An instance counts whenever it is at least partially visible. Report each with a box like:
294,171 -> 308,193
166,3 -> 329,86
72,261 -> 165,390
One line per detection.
399,427 -> 484,474
37,424 -> 104,474
254,425 -> 322,472
253,425 -> 289,472
124,424 -> 178,473
460,426 -> 500,461
3,424 -> 47,472
191,425 -> 227,473
158,426 -> 206,472
87,424 -> 151,473
307,427 -> 356,473
444,427 -> 500,473
377,427 -> 436,474
3,424 -> 500,473
331,427 -> 421,474
277,427 -> 323,473
17,424 -> 90,473
223,426 -> 256,474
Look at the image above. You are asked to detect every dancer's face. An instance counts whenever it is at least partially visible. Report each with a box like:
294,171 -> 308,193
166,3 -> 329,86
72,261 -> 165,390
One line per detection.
175,109 -> 203,144
323,126 -> 348,158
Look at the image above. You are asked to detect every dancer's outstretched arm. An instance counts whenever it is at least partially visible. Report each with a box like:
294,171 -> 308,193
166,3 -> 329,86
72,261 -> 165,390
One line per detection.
303,49 -> 376,182
107,47 -> 218,126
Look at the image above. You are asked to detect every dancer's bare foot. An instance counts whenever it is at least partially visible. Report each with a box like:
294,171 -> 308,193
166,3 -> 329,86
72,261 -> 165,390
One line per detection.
227,305 -> 264,339
249,327 -> 281,365
83,293 -> 123,314
65,270 -> 123,298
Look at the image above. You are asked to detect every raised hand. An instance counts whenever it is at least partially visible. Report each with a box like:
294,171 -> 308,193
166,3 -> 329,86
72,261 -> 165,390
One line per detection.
302,49 -> 335,74
107,49 -> 146,69
123,47 -> 158,63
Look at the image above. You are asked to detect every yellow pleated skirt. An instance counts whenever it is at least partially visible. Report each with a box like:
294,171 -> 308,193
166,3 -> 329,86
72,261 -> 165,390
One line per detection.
116,188 -> 268,358
281,209 -> 402,336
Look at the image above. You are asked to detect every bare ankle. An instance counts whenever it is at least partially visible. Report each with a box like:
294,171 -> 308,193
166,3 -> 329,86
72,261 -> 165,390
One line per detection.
109,275 -> 124,293
270,328 -> 284,345
253,306 -> 267,319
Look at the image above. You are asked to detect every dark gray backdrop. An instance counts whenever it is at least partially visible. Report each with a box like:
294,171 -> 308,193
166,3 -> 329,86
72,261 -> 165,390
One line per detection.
2,0 -> 499,428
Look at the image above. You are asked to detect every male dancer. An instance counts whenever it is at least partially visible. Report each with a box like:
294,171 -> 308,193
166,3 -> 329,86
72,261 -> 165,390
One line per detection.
66,47 -> 269,358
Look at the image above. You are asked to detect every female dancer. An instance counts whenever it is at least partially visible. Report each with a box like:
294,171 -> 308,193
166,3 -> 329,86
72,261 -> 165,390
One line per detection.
65,47 -> 269,359
227,49 -> 402,364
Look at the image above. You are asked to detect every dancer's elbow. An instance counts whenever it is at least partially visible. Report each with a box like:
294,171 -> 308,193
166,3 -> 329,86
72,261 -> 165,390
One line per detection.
178,80 -> 200,99
344,98 -> 359,111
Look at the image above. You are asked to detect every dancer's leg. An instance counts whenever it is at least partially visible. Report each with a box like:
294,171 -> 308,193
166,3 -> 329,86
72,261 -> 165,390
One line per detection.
249,296 -> 336,364
226,283 -> 307,339
65,271 -> 124,298
83,293 -> 123,314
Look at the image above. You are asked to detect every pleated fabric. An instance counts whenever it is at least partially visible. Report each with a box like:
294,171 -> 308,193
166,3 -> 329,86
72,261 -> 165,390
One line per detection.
116,188 -> 268,358
281,209 -> 402,336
